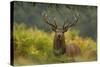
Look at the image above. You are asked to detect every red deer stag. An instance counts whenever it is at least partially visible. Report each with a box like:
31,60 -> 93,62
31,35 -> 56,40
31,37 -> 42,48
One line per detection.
42,11 -> 81,58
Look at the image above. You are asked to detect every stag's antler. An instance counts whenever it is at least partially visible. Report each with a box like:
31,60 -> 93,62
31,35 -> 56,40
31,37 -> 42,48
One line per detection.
63,11 -> 79,32
42,12 -> 57,31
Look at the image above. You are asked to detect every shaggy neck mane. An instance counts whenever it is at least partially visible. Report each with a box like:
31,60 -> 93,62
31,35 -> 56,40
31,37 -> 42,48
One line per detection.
54,35 -> 65,49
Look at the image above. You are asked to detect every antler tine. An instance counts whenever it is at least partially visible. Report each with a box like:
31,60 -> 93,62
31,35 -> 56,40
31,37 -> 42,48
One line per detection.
68,12 -> 79,28
53,17 -> 57,28
63,11 -> 79,32
42,12 -> 57,28
63,19 -> 70,29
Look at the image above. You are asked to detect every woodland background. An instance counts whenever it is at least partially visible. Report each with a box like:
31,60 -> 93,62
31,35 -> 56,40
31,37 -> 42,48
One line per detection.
12,1 -> 97,65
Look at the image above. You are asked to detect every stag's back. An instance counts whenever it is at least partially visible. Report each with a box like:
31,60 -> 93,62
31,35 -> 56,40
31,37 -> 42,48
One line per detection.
66,43 -> 81,57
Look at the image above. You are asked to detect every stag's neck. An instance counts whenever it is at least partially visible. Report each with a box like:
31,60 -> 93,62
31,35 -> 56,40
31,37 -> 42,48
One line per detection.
54,35 -> 65,49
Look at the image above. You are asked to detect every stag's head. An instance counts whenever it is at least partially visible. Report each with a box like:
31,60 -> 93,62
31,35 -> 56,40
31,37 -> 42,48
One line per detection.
42,12 -> 79,40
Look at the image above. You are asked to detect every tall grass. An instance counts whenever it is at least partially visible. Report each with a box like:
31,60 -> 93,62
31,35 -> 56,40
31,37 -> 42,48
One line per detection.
13,23 -> 97,65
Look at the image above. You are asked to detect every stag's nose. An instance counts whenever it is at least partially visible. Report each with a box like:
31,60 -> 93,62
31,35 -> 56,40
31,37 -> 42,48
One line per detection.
58,34 -> 61,38
58,34 -> 62,40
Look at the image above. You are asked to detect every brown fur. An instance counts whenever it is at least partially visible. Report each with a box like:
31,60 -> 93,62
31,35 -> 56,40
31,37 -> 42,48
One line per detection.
53,32 -> 66,56
66,44 -> 81,57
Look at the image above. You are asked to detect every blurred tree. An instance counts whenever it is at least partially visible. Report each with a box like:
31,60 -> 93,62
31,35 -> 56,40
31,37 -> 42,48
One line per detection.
13,1 -> 97,40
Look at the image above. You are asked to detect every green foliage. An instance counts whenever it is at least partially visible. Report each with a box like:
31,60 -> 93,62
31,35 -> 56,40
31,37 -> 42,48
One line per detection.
13,1 -> 97,40
13,23 -> 97,65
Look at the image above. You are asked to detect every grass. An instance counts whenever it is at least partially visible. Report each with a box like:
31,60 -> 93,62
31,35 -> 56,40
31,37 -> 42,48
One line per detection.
13,23 -> 97,66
